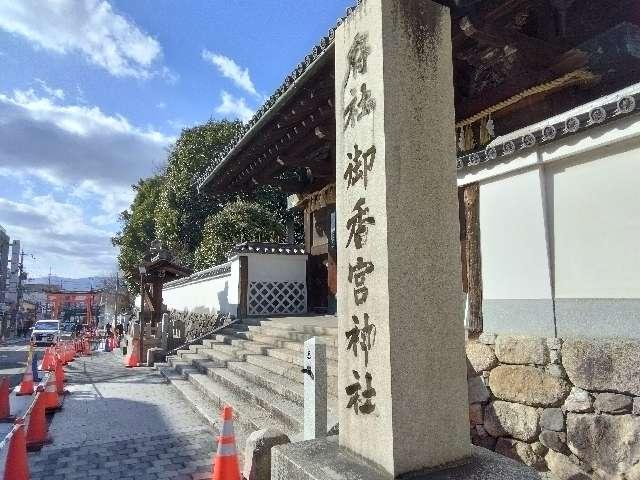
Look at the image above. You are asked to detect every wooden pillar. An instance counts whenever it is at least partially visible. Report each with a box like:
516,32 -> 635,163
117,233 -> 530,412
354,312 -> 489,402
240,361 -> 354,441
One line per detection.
463,183 -> 483,335
239,256 -> 248,319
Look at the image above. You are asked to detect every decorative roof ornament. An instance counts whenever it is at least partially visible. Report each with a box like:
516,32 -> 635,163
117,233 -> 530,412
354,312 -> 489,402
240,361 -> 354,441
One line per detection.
457,86 -> 640,170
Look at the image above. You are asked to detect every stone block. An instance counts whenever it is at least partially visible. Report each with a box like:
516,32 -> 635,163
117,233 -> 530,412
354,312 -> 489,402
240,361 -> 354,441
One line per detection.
593,393 -> 633,414
489,365 -> 570,407
469,403 -> 483,425
540,408 -> 564,432
539,430 -> 568,454
471,426 -> 496,451
478,332 -> 496,345
270,438 -> 543,480
531,442 -> 547,457
545,450 -> 591,480
567,413 -> 640,476
546,338 -> 562,351
484,401 -> 540,442
549,349 -> 561,365
243,428 -> 290,480
627,462 -> 640,480
468,376 -> 490,404
466,342 -> 498,375
495,336 -> 548,365
546,364 -> 564,378
562,338 -> 640,396
563,387 -> 593,413
495,438 -> 542,469
634,398 -> 640,416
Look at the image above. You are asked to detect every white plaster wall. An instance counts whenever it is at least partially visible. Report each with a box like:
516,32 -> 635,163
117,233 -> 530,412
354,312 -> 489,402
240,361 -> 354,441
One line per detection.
479,168 -> 552,300
547,138 -> 640,298
161,258 -> 241,315
247,254 -> 307,283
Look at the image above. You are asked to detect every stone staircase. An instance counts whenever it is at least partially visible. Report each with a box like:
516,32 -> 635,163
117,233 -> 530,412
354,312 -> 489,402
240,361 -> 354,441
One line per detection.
156,316 -> 339,443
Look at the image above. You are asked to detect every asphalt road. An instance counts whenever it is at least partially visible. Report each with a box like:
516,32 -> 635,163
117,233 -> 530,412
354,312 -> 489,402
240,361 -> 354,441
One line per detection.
0,338 -> 44,388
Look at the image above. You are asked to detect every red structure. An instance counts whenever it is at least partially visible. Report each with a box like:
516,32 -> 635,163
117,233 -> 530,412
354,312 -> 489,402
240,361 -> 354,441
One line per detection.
46,291 -> 99,327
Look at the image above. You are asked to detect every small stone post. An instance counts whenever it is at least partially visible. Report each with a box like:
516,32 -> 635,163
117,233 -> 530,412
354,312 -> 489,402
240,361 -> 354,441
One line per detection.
335,0 -> 470,476
303,337 -> 327,440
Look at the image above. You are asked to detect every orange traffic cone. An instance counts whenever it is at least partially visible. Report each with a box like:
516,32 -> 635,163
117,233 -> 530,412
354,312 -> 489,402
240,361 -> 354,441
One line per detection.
0,377 -> 12,422
54,359 -> 65,395
16,369 -> 33,397
124,341 -> 140,368
41,347 -> 56,371
42,375 -> 61,412
25,393 -> 50,451
211,405 -> 241,480
3,423 -> 30,480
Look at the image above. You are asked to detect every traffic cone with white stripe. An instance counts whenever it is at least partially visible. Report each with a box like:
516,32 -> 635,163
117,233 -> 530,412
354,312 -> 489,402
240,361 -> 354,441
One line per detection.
16,370 -> 33,397
211,405 -> 241,480
42,374 -> 61,412
2,423 -> 30,480
16,346 -> 34,396
25,393 -> 50,451
41,347 -> 56,371
124,340 -> 140,368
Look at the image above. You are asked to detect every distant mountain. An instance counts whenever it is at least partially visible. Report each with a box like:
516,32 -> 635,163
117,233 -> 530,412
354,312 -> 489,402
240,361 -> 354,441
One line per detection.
25,276 -> 110,292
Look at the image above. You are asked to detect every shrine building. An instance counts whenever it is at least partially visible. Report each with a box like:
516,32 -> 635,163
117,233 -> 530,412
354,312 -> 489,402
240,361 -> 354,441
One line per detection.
166,0 -> 640,339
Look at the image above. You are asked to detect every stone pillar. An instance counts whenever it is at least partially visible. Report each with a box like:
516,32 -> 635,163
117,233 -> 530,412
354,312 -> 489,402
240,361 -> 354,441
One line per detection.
303,337 -> 327,440
335,0 -> 470,476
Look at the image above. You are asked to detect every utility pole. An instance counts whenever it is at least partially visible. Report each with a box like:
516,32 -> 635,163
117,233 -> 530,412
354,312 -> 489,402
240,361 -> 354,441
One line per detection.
113,272 -> 119,329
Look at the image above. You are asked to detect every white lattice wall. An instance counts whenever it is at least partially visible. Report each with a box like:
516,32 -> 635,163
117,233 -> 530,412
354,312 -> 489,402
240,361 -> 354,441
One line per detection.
248,281 -> 306,315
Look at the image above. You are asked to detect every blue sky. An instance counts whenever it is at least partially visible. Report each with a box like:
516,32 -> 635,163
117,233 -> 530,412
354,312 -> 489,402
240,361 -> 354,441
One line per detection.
0,0 -> 351,278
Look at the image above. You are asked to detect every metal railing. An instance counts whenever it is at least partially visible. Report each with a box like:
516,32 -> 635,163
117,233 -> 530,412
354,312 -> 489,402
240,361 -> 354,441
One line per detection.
166,318 -> 240,357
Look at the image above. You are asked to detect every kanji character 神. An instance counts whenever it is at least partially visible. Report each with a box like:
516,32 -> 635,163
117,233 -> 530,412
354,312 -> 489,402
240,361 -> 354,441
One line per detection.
345,313 -> 377,367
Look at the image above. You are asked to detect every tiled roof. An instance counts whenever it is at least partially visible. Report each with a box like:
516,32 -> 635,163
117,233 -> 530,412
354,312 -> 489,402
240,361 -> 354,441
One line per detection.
196,4 -> 362,191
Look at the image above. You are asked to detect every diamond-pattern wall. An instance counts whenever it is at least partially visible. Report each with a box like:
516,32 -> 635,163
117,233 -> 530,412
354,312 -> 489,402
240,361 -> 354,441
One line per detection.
248,281 -> 306,315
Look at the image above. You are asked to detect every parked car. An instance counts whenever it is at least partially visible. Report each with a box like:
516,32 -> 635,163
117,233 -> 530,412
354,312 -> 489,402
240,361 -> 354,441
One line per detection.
30,320 -> 60,346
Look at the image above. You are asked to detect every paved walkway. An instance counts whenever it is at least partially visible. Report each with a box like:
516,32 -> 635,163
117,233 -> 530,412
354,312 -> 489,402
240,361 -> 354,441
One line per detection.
28,351 -> 220,480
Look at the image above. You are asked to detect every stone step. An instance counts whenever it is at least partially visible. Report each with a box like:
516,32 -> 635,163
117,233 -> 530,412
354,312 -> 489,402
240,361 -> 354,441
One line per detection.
266,347 -> 339,376
196,361 -> 305,431
162,359 -> 297,438
226,361 -> 339,411
244,354 -> 338,398
258,320 -> 339,337
238,329 -> 338,349
247,325 -> 338,346
229,331 -> 339,360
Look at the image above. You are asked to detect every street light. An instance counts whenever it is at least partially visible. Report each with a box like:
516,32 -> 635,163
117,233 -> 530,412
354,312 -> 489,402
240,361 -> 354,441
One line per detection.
138,265 -> 146,364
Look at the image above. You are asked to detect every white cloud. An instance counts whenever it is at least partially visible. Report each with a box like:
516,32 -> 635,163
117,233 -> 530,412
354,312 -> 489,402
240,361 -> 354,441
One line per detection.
0,0 -> 163,79
156,102 -> 166,109
0,195 -> 117,277
202,50 -> 259,97
216,91 -> 254,122
0,89 -> 173,275
34,79 -> 65,100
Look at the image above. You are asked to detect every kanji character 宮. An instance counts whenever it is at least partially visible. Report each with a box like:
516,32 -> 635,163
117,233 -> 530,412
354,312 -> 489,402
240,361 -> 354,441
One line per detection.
348,257 -> 375,305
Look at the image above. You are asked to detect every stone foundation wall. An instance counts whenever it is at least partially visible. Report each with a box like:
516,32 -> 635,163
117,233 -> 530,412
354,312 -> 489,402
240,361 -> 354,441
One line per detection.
167,310 -> 231,343
466,334 -> 640,479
